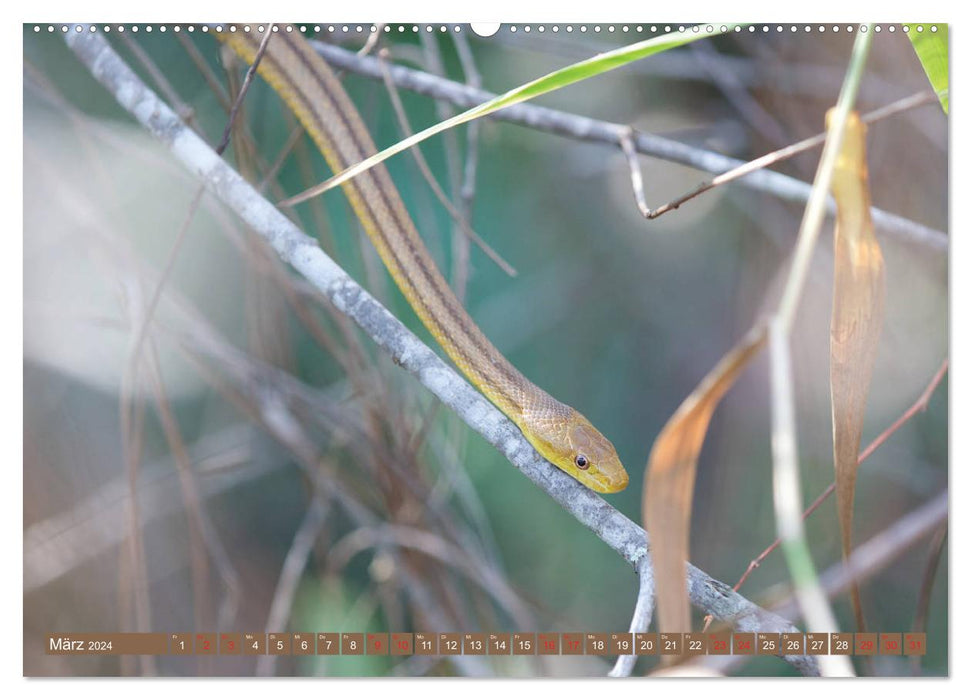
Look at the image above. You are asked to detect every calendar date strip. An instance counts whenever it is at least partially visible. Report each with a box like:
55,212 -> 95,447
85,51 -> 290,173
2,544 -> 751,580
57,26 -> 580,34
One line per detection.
46,632 -> 926,657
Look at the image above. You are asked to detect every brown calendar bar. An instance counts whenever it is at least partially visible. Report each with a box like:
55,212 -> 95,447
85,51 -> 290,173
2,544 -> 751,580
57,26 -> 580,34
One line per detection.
904,633 -> 927,656
831,632 -> 853,655
219,633 -> 241,655
562,633 -> 584,655
267,633 -> 290,655
43,631 -> 930,656
855,633 -> 878,656
733,632 -> 755,655
464,633 -> 487,655
634,632 -> 658,655
439,633 -> 462,655
292,633 -> 314,655
513,633 -> 536,655
317,633 -> 339,655
806,633 -> 828,655
391,633 -> 414,656
414,632 -> 437,655
195,633 -> 216,655
487,633 -> 509,655
342,633 -> 364,655
707,631 -> 731,655
585,633 -> 609,656
243,633 -> 265,655
170,633 -> 191,655
538,633 -> 560,655
46,633 -> 167,655
684,632 -> 707,656
782,632 -> 805,655
659,632 -> 682,655
609,633 -> 632,656
757,632 -> 781,655
366,633 -> 389,655
879,633 -> 902,655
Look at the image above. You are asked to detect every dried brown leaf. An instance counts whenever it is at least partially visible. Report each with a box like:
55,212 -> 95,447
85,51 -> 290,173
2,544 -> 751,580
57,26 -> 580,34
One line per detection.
644,325 -> 767,635
827,109 -> 886,632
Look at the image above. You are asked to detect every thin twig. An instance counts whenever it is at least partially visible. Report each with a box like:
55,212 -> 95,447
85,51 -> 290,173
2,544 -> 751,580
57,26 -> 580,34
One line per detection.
779,21 -> 878,335
690,40 -> 790,147
176,31 -> 231,111
357,24 -> 384,57
608,555 -> 655,678
145,337 -> 249,638
119,32 -> 201,131
768,321 -> 854,677
125,24 -> 272,401
416,33 -> 472,302
636,91 -> 938,220
216,25 -> 274,155
65,31 -> 819,675
33,57 -> 161,674
764,27 -> 876,679
143,342 -> 212,672
722,358 -> 948,600
307,39 -> 947,255
257,124 -> 305,192
328,523 -> 536,629
619,127 -> 651,218
376,49 -> 516,278
24,426 -> 278,592
117,348 -> 154,675
701,490 -> 948,676
774,491 -> 948,622
256,493 -> 329,677
452,31 -> 484,295
911,522 -> 947,675
29,136 -> 483,660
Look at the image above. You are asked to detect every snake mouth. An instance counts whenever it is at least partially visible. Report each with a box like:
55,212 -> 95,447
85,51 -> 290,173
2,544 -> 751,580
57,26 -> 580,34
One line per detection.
586,467 -> 629,494
564,460 -> 629,494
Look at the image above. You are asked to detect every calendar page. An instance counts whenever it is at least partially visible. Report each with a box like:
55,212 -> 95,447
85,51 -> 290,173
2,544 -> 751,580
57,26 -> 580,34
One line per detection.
22,16 -> 948,681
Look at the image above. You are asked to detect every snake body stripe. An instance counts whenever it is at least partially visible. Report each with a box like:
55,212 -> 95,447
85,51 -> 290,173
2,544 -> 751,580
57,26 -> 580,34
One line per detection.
219,29 -> 628,493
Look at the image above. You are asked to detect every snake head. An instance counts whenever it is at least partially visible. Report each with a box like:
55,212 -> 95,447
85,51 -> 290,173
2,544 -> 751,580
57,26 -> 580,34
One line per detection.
526,409 -> 629,494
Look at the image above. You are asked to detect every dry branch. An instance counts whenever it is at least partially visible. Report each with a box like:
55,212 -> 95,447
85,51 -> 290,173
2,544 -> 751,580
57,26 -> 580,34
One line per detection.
309,38 -> 946,255
65,29 -> 818,675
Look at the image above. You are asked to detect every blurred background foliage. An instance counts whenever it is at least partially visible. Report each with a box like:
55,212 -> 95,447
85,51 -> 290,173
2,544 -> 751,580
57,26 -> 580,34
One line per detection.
24,23 -> 947,677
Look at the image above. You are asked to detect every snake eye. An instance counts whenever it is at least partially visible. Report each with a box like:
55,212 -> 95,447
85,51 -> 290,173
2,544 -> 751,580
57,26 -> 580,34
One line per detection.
574,454 -> 589,470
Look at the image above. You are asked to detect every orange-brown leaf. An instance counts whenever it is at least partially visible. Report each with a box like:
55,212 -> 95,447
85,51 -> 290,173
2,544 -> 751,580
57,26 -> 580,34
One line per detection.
827,109 -> 886,632
644,325 -> 767,635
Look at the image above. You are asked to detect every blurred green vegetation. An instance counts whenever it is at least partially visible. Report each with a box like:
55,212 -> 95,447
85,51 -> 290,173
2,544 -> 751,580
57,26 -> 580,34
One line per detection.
24,24 -> 947,677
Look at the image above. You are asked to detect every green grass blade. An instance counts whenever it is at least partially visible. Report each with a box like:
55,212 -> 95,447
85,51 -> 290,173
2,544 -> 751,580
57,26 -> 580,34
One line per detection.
906,24 -> 948,114
282,24 -> 731,206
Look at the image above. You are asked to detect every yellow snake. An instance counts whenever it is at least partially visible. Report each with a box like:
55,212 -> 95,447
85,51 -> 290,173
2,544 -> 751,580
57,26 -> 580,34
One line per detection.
219,29 -> 629,493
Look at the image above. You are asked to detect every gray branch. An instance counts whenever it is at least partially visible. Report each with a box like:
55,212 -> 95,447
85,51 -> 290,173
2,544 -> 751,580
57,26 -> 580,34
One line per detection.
775,490 -> 948,624
309,39 -> 946,256
64,30 -> 817,675
608,555 -> 655,677
256,494 -> 329,677
701,490 -> 948,676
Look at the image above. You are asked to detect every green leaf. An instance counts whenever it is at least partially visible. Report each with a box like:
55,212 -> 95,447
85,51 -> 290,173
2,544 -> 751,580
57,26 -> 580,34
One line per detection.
906,24 -> 948,114
283,24 -> 733,206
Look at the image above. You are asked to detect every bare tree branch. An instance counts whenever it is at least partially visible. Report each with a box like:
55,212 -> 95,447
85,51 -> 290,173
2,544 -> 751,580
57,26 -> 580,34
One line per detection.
23,426 -> 286,593
777,491 -> 949,622
308,38 -> 946,255
256,493 -> 329,677
701,490 -> 947,676
624,91 -> 938,221
608,555 -> 655,677
65,29 -> 818,675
